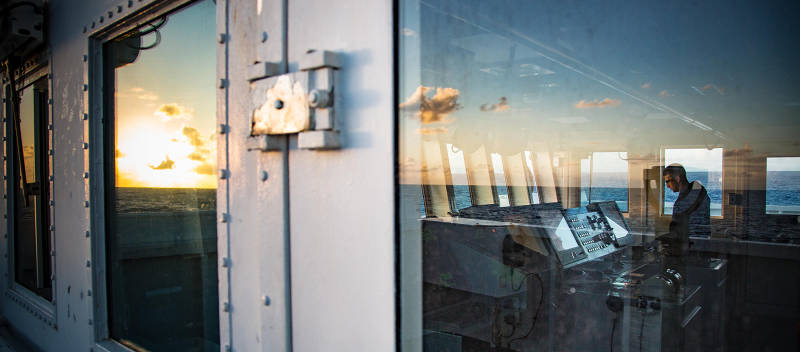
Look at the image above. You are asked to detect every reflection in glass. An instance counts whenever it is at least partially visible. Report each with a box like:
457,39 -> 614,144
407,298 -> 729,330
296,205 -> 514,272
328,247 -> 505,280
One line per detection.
766,157 -> 800,215
400,0 -> 800,351
104,1 -> 218,350
581,152 -> 628,211
664,148 -> 722,216
8,79 -> 52,301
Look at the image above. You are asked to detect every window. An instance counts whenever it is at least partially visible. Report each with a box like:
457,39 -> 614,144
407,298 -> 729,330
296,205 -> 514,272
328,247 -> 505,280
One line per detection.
5,77 -> 52,302
664,148 -> 722,216
101,1 -> 218,350
766,157 -> 800,215
581,152 -> 628,211
399,1 -> 800,351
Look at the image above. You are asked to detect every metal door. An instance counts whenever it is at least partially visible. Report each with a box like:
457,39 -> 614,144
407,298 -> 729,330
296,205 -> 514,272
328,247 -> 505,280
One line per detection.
219,0 -> 395,351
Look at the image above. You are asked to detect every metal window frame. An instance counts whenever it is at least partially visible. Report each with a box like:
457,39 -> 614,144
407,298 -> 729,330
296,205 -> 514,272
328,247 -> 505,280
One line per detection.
2,61 -> 57,328
81,1 -> 204,351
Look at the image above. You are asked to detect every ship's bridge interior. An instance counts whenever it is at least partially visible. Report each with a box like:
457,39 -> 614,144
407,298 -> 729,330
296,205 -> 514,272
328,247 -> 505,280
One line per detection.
398,0 -> 800,351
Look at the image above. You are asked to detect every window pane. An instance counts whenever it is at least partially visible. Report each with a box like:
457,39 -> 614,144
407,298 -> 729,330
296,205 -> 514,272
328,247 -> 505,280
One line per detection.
581,152 -> 628,211
9,79 -> 52,301
664,148 -> 722,216
766,157 -> 800,215
105,1 -> 218,350
399,0 -> 800,351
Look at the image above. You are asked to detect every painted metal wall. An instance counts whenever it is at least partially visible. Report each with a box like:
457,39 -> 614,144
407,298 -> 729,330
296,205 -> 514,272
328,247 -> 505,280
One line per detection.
1,0 -> 396,351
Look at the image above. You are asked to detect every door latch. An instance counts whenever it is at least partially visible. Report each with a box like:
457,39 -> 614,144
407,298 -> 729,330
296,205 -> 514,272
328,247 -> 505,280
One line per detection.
247,50 -> 341,150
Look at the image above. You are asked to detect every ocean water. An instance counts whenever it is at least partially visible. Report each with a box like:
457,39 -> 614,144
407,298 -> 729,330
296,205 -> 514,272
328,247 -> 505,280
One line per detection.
404,171 -> 800,217
115,187 -> 216,213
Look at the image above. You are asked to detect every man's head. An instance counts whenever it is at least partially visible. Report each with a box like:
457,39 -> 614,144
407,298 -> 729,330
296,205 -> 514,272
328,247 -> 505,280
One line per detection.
663,163 -> 687,193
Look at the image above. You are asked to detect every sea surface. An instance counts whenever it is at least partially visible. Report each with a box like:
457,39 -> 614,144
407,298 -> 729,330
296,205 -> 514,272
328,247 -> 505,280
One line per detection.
115,187 -> 216,213
403,171 -> 800,217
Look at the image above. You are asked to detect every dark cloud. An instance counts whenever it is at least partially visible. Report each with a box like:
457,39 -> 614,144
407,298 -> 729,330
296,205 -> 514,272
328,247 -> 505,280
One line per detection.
480,97 -> 509,112
194,163 -> 214,175
149,155 -> 175,170
155,103 -> 192,122
188,151 -> 206,161
182,127 -> 204,147
399,86 -> 461,124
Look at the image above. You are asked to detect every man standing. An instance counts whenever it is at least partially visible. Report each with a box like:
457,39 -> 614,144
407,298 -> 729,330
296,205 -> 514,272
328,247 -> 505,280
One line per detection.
662,163 -> 711,255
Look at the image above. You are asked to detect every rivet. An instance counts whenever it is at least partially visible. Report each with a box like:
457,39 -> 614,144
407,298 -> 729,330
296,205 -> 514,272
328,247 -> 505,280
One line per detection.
99,16 -> 104,23
108,11 -> 113,18
83,113 -> 88,120
49,175 -> 54,182
83,84 -> 88,91
84,172 -> 89,179
49,150 -> 53,156
261,171 -> 268,182
49,200 -> 54,206
223,302 -> 231,312
261,31 -> 268,43
83,142 -> 89,149
48,99 -> 53,105
224,346 -> 231,352
86,260 -> 91,267
84,201 -> 90,207
219,124 -> 228,134
83,26 -> 87,33
218,79 -> 227,89
221,257 -> 230,268
88,319 -> 93,326
117,6 -> 122,12
263,296 -> 271,306
50,225 -> 55,231
274,100 -> 284,110
218,33 -> 227,44
87,290 -> 92,296
85,231 -> 90,238
220,213 -> 229,223
220,169 -> 229,179
91,22 -> 95,29
48,124 -> 53,130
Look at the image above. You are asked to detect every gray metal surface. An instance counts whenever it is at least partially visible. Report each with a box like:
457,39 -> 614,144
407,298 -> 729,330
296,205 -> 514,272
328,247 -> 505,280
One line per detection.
287,0 -> 395,350
222,0 -> 292,351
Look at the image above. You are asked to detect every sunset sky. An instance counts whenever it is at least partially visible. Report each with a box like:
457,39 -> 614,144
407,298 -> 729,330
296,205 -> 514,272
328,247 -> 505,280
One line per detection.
398,0 -> 800,185
113,0 -> 216,188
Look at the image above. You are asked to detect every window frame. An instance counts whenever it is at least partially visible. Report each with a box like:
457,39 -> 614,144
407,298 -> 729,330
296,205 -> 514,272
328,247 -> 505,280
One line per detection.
764,155 -> 800,216
83,1 -> 200,351
3,61 -> 57,328
660,146 -> 724,219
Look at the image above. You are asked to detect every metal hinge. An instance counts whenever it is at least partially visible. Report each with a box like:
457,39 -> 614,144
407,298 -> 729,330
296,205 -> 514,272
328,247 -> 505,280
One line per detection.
246,50 -> 341,150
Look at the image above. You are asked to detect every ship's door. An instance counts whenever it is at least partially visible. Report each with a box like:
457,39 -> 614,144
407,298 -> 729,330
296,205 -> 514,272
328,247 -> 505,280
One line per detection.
219,1 -> 395,351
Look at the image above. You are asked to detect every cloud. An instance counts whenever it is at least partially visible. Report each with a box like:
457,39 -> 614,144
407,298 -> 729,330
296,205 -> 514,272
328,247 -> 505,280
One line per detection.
417,127 -> 448,135
149,155 -> 175,170
402,28 -> 416,37
194,163 -> 214,175
188,151 -> 206,161
115,149 -> 124,158
700,83 -> 725,95
641,82 -> 651,89
658,90 -> 674,97
575,98 -> 621,109
182,126 -> 204,147
480,97 -> 510,112
400,85 -> 461,124
155,103 -> 193,122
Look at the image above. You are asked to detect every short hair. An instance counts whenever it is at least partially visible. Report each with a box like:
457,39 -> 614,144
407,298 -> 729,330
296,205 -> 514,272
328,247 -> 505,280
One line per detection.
663,163 -> 687,182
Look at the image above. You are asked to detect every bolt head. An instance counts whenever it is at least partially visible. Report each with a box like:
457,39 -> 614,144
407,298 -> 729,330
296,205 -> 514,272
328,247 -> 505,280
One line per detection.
274,99 -> 284,110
